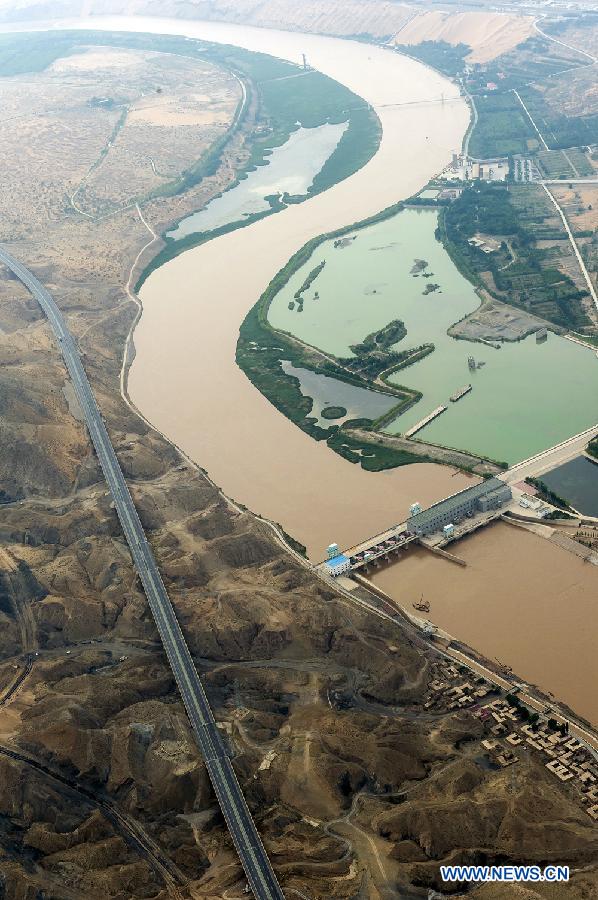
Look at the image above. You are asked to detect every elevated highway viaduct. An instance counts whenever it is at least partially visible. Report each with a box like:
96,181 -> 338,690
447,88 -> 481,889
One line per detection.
0,245 -> 284,900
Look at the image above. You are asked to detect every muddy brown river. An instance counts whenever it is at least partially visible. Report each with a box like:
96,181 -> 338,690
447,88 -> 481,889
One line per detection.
122,18 -> 470,560
371,522 -> 598,726
5,16 -> 595,724
12,17 -> 471,560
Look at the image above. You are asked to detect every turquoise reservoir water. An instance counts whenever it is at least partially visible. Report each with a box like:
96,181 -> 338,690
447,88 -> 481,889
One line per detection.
268,208 -> 598,463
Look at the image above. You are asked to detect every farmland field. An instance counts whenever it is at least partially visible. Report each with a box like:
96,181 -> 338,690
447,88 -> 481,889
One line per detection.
537,149 -> 594,179
469,92 -> 537,158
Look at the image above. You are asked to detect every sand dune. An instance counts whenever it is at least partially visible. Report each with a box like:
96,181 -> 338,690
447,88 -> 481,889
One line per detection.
0,0 -> 417,38
394,10 -> 535,64
0,0 -> 534,63
198,0 -> 417,37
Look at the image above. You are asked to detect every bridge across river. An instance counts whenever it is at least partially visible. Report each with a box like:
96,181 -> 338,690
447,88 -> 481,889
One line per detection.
323,426 -> 598,578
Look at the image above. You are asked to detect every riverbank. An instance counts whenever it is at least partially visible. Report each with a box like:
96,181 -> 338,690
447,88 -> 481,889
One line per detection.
132,42 -> 382,288
370,520 -> 598,726
236,201 -> 435,471
76,16 -> 470,559
352,570 -> 598,749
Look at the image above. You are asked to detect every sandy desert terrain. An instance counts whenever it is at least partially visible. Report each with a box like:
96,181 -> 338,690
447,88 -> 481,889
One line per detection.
394,10 -> 535,64
0,0 -> 537,65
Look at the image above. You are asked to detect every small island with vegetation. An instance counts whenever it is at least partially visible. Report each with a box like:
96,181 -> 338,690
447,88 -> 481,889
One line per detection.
321,405 -> 347,420
236,202 -> 503,475
411,258 -> 428,275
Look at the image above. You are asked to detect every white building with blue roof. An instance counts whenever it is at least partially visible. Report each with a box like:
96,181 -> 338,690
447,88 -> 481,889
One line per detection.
325,553 -> 351,577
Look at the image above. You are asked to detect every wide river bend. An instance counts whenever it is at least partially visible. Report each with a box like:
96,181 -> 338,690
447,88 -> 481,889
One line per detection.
6,16 -> 598,724
7,16 -> 471,559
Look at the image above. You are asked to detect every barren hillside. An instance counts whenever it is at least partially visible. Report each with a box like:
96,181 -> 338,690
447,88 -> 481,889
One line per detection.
1,33 -> 597,899
0,0 -> 535,64
393,10 -> 535,63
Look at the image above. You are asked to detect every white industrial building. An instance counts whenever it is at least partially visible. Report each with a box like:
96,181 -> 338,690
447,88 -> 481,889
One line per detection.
407,478 -> 512,536
325,553 -> 351,577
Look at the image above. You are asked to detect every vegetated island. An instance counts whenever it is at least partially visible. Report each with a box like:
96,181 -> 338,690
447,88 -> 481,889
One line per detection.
131,37 -> 382,289
321,405 -> 347,420
236,202 -> 502,475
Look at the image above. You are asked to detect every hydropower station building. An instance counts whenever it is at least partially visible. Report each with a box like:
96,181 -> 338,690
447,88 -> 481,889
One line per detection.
324,543 -> 352,577
407,478 -> 512,537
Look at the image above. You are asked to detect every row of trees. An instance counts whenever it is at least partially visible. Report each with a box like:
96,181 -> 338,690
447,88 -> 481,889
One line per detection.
505,694 -> 569,735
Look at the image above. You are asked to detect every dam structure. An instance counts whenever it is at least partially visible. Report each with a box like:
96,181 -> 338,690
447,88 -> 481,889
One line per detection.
327,427 -> 598,576
322,478 -> 513,577
406,478 -> 513,537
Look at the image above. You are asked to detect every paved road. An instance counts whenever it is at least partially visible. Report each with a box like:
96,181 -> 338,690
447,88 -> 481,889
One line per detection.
513,89 -> 549,151
500,424 -> 598,485
0,245 -> 284,900
541,183 -> 598,313
542,178 -> 598,185
534,18 -> 597,65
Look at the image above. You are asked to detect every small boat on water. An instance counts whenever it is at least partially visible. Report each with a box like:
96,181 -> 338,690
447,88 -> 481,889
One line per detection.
413,596 -> 430,613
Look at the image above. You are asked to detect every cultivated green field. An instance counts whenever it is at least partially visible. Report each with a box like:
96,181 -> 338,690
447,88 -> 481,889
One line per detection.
397,40 -> 469,77
469,93 -> 537,158
400,26 -> 597,158
442,183 -> 592,332
537,149 -> 594,179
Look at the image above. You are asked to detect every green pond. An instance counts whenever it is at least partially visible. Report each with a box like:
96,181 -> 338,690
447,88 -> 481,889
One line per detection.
281,360 -> 397,427
268,208 -> 598,464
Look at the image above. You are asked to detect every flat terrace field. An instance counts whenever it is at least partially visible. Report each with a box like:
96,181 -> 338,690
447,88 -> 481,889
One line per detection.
550,184 -> 598,307
518,66 -> 598,151
469,91 -> 538,159
537,149 -> 595,179
544,17 -> 598,59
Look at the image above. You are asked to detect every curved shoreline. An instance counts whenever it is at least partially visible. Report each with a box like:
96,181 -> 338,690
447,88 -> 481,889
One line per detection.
3,16 -> 597,734
1,16 -> 471,560
124,17 -> 472,560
